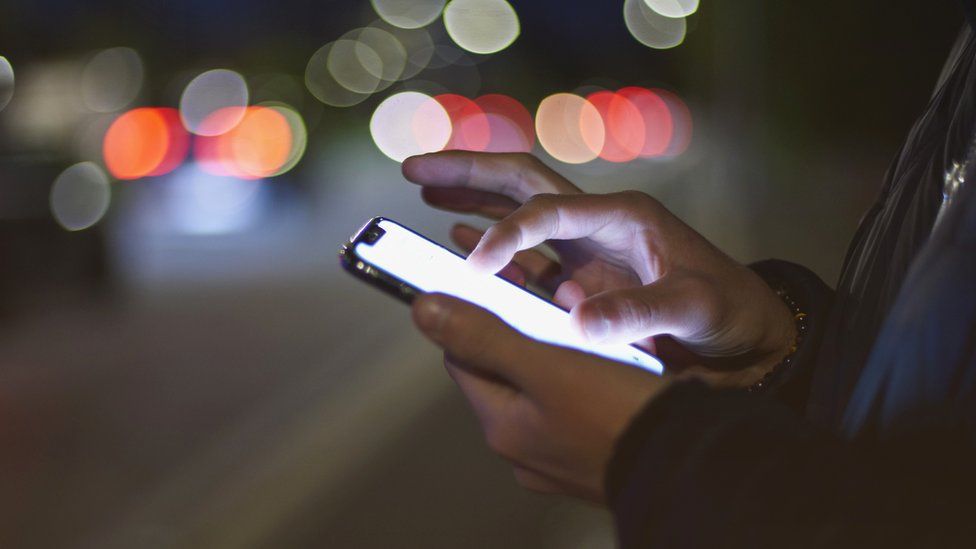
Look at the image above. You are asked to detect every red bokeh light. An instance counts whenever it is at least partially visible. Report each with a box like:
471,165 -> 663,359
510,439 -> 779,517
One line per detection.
194,106 -> 293,179
434,94 -> 491,152
616,86 -> 673,158
103,107 -> 190,180
652,88 -> 692,157
474,94 -> 534,153
586,91 -> 646,163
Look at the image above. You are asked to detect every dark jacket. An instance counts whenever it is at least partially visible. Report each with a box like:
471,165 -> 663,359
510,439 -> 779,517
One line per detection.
608,19 -> 976,549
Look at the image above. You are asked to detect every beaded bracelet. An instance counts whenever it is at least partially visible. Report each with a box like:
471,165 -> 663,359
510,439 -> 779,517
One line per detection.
746,287 -> 808,393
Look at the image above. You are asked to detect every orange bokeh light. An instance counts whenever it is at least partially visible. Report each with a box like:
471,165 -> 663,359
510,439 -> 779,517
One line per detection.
535,93 -> 604,164
103,107 -> 189,180
434,94 -> 490,152
194,106 -> 293,179
474,94 -> 534,153
586,91 -> 646,163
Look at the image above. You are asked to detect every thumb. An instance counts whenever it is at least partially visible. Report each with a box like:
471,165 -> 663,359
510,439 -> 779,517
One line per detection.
571,277 -> 705,345
412,293 -> 552,389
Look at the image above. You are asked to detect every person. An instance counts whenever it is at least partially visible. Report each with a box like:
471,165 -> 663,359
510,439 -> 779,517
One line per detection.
399,7 -> 976,548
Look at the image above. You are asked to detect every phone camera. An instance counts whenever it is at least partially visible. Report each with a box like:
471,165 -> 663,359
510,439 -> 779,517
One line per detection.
363,226 -> 385,244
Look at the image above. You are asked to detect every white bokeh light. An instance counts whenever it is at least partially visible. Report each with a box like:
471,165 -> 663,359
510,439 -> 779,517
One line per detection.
328,38 -> 384,94
80,47 -> 144,113
642,0 -> 699,18
50,162 -> 112,231
370,91 -> 451,162
371,0 -> 446,29
443,0 -> 520,55
624,0 -> 687,50
0,56 -> 14,112
384,25 -> 435,80
357,27 -> 407,83
179,69 -> 249,136
306,42 -> 370,107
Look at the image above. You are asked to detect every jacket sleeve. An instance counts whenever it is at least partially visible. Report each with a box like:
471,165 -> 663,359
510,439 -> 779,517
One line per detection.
748,259 -> 834,410
606,254 -> 976,548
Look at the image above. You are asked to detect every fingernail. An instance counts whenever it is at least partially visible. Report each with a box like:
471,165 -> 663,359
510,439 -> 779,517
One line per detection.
415,295 -> 448,334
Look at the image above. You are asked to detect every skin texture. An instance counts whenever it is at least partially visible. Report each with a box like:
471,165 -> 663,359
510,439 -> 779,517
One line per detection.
402,150 -> 796,499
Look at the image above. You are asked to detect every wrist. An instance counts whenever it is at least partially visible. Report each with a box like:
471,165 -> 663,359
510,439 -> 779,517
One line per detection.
747,286 -> 805,393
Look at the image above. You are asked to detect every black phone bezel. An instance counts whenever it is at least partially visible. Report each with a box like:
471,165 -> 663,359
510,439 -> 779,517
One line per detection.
339,217 -> 424,304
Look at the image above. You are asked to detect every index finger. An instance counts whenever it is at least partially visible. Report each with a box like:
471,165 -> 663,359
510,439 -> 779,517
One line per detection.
467,192 -> 638,275
402,151 -> 581,203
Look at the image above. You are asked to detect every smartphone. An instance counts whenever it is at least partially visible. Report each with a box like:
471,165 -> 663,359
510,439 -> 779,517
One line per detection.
339,217 -> 663,374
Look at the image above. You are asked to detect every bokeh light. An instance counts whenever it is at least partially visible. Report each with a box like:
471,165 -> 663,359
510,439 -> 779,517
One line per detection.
434,93 -> 490,151
228,107 -> 292,178
371,0 -> 446,29
250,73 -> 323,132
616,86 -> 673,157
50,162 -> 112,231
474,94 -> 534,153
642,0 -> 699,18
328,38 -> 384,94
586,91 -> 645,163
370,91 -> 452,162
443,0 -> 520,55
80,47 -> 144,113
356,27 -> 408,84
624,0 -> 687,50
384,25 -> 435,80
103,108 -> 190,180
653,88 -> 693,156
158,163 -> 266,235
306,42 -> 370,107
195,106 -> 295,179
179,69 -> 249,136
259,102 -> 308,177
535,93 -> 605,164
0,56 -> 14,112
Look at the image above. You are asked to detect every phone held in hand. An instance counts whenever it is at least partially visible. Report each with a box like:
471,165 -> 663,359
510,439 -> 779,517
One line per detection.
340,217 -> 663,374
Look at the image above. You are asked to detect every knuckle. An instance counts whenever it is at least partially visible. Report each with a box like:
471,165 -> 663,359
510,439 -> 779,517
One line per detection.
521,194 -> 561,236
617,296 -> 655,330
523,192 -> 557,210
618,190 -> 660,213
513,152 -> 542,172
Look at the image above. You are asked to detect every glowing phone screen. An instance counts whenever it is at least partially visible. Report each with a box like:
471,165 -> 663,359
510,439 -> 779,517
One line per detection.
354,219 -> 663,374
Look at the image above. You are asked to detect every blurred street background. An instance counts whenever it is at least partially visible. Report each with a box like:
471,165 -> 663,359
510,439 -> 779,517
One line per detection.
0,1 -> 965,547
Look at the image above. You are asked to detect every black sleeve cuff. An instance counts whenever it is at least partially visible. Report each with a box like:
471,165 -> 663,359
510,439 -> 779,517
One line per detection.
748,259 -> 834,409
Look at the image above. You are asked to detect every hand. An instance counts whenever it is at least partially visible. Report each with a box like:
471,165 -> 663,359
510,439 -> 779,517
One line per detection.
412,293 -> 664,503
403,151 -> 796,387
